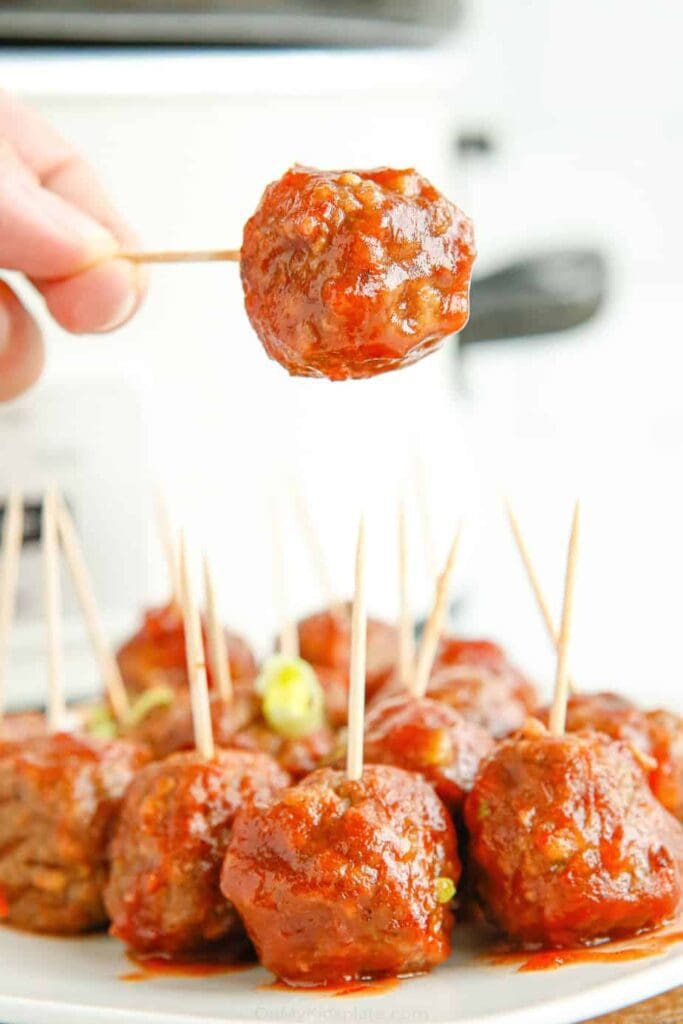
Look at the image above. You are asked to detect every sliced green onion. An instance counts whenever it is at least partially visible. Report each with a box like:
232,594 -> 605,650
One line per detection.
257,655 -> 325,740
86,703 -> 119,739
124,685 -> 175,729
435,877 -> 456,904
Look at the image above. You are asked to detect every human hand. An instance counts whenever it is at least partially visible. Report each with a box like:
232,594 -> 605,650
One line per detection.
0,91 -> 146,401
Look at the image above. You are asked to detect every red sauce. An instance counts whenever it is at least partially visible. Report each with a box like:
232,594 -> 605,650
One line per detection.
262,976 -> 400,997
485,920 -> 683,972
121,948 -> 254,981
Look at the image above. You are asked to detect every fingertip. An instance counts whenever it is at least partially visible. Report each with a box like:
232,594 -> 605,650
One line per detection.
0,281 -> 45,402
38,257 -> 147,335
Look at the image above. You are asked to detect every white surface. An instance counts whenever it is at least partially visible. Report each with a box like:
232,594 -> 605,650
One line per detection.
0,926 -> 681,1024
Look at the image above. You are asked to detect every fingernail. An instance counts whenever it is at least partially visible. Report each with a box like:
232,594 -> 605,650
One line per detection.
96,261 -> 140,331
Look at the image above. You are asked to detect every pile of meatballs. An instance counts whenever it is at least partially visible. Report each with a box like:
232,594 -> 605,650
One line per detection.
0,600 -> 682,987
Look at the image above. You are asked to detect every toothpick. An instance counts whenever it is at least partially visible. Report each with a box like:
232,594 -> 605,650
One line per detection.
505,499 -> 579,692
203,554 -> 233,704
154,490 -> 181,606
271,503 -> 299,659
397,498 -> 414,689
0,489 -> 23,725
549,503 -> 581,736
121,248 -> 240,265
179,537 -> 215,760
346,518 -> 367,782
42,489 -> 65,733
412,525 -> 463,699
54,496 -> 130,722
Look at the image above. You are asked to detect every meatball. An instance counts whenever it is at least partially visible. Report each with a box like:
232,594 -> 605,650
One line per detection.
241,166 -> 476,380
0,732 -> 148,934
117,602 -> 257,698
297,604 -> 398,707
105,748 -> 289,954
645,709 -> 683,821
372,635 -> 537,740
363,694 -> 495,810
221,764 -> 459,986
426,665 -> 535,739
543,692 -> 683,821
232,720 -> 337,781
0,710 -> 45,748
464,723 -> 683,948
127,687 -> 259,760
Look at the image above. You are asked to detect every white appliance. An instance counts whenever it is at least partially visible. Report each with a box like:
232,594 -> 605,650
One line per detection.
0,47 -> 478,707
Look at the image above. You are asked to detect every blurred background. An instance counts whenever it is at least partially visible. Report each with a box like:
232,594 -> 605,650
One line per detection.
0,0 -> 681,710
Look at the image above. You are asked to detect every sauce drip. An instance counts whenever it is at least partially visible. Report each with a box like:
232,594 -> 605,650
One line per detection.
485,919 -> 683,973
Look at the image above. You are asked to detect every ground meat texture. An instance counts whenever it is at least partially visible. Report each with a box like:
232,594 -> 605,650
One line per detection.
241,166 -> 475,380
433,636 -> 538,711
541,693 -> 683,821
464,726 -> 683,948
127,688 -> 259,760
425,665 -> 534,739
221,764 -> 459,986
105,749 -> 289,954
297,604 -> 398,701
117,602 -> 257,698
363,695 -> 495,811
0,733 -> 149,934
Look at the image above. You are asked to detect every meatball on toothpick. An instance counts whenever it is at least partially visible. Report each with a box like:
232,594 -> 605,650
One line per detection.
0,490 -> 149,934
466,504 -> 683,948
105,537 -> 289,956
221,519 -> 460,986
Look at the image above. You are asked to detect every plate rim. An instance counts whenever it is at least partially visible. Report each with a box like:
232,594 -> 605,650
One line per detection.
0,945 -> 680,1024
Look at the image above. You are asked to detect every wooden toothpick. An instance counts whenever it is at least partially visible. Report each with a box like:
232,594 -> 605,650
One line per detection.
42,489 -> 66,733
179,537 -> 215,760
54,496 -> 130,723
271,503 -> 299,659
154,490 -> 181,606
397,498 -> 415,689
412,524 -> 463,699
346,517 -> 367,782
203,554 -> 233,705
505,498 -> 579,692
0,489 -> 23,725
549,503 -> 581,736
121,248 -> 240,265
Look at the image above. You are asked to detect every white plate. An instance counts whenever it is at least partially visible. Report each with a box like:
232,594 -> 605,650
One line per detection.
0,925 -> 681,1024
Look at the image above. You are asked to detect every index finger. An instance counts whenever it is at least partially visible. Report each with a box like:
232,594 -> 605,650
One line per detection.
0,91 -> 137,248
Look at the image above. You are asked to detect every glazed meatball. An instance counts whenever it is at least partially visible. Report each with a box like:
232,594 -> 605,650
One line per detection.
464,722 -> 683,948
0,733 -> 148,934
117,602 -> 257,698
241,166 -> 476,380
221,764 -> 459,986
127,687 -> 259,760
297,604 -> 398,708
363,694 -> 495,810
105,749 -> 289,954
0,710 -> 45,748
372,636 -> 537,740
232,720 -> 337,781
544,692 -> 683,821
